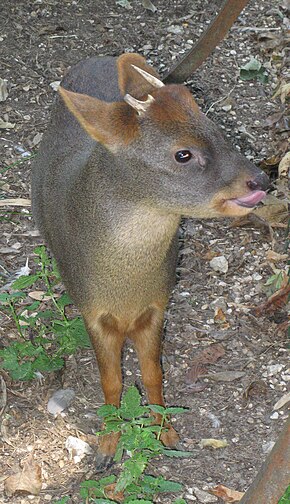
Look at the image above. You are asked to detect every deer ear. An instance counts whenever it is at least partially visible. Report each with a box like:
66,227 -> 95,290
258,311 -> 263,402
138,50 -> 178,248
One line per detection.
59,86 -> 138,147
117,53 -> 162,98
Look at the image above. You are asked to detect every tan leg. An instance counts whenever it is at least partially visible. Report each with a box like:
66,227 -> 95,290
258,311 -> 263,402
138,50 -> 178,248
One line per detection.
83,312 -> 125,470
128,305 -> 179,448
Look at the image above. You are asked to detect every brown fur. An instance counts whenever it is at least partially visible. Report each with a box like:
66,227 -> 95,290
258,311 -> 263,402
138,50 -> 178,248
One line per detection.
31,53 -> 269,469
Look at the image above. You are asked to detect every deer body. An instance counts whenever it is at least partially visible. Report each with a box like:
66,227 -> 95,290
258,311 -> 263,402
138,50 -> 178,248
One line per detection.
32,53 -> 268,469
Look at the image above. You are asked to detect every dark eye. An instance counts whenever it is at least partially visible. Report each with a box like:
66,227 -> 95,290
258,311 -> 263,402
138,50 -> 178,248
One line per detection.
175,150 -> 192,163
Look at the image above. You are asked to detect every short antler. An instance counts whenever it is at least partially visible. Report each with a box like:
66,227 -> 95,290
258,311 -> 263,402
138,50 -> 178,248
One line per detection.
131,64 -> 164,88
124,93 -> 155,115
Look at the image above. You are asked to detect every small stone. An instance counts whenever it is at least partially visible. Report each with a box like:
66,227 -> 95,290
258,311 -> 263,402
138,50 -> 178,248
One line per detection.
270,412 -> 279,420
167,25 -> 183,35
193,487 -> 218,502
262,441 -> 275,453
210,297 -> 227,311
209,256 -> 228,274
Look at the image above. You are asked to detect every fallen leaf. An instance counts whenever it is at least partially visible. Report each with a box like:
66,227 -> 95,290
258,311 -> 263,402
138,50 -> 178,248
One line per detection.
257,32 -> 282,50
28,291 -> 51,301
185,364 -> 207,384
0,198 -> 31,207
210,484 -> 244,502
272,81 -> 290,104
193,343 -> 226,365
266,250 -> 288,262
116,0 -> 132,9
0,375 -> 7,417
0,78 -> 8,101
205,371 -> 245,382
278,151 -> 290,177
0,118 -> 15,129
254,284 -> 290,316
4,455 -> 42,496
104,483 -> 124,503
253,195 -> 288,226
244,380 -> 268,399
273,392 -> 290,411
200,438 -> 228,449
214,307 -> 227,324
142,0 -> 157,12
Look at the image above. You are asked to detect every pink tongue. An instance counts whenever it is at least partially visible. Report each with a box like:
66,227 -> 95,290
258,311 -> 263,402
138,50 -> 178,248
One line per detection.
234,190 -> 266,207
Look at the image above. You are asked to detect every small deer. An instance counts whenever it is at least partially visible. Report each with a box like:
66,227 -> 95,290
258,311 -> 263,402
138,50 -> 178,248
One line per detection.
31,53 -> 268,470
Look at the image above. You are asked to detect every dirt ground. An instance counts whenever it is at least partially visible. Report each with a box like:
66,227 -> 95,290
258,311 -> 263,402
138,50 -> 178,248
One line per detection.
0,0 -> 289,503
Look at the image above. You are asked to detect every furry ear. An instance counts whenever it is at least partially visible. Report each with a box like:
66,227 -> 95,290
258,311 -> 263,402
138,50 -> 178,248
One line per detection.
117,53 -> 162,99
59,86 -> 138,147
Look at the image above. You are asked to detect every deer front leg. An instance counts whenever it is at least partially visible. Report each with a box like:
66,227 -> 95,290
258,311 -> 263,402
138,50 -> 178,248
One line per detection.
128,304 -> 179,448
84,312 -> 125,471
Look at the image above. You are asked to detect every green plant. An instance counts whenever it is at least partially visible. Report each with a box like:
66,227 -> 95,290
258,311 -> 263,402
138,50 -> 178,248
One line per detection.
264,270 -> 287,295
278,485 -> 290,504
0,246 -> 90,380
78,386 -> 190,503
239,58 -> 268,84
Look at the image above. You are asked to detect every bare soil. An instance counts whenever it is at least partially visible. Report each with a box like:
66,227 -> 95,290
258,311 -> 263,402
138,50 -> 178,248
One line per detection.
0,1 -> 289,503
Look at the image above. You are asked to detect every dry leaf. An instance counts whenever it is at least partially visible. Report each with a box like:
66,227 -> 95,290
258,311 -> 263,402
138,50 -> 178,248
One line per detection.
210,484 -> 244,502
0,119 -> 15,129
214,307 -> 227,324
104,483 -> 124,503
28,291 -> 51,301
0,198 -> 31,207
278,151 -> 290,177
205,371 -> 245,382
0,78 -> 8,101
193,343 -> 225,365
0,375 -> 7,417
200,438 -> 228,449
273,392 -> 290,411
253,195 -> 288,226
254,284 -> 290,316
266,250 -> 288,262
185,364 -> 207,384
4,455 -> 42,496
244,380 -> 268,399
142,0 -> 157,12
272,81 -> 290,104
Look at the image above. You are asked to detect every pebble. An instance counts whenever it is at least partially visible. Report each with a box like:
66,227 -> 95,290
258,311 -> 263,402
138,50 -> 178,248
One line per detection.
270,412 -> 279,420
209,256 -> 228,274
167,25 -> 183,35
193,487 -> 218,503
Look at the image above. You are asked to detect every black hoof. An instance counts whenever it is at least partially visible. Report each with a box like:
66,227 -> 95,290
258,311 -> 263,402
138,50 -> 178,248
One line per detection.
95,451 -> 114,473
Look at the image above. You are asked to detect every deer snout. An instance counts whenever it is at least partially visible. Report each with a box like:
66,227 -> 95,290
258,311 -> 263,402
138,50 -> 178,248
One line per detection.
246,171 -> 269,192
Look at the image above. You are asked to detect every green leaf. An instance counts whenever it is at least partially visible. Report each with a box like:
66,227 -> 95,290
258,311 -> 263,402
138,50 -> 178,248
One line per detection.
116,453 -> 147,492
56,292 -> 73,309
157,479 -> 183,492
241,58 -> 262,72
119,387 -> 144,419
11,274 -> 39,290
53,497 -> 70,504
240,58 -> 268,83
148,404 -> 165,415
162,449 -> 193,458
278,485 -> 290,504
0,291 -> 26,303
98,404 -> 118,418
173,499 -> 187,504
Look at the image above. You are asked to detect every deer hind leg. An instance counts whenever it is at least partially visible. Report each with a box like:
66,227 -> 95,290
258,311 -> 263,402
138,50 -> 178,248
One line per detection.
84,311 -> 125,471
128,304 -> 179,448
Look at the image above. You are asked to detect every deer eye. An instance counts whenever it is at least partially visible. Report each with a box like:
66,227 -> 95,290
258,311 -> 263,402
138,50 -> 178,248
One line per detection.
175,150 -> 192,163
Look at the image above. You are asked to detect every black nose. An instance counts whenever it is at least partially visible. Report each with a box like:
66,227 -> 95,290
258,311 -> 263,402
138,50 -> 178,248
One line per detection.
247,171 -> 269,191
